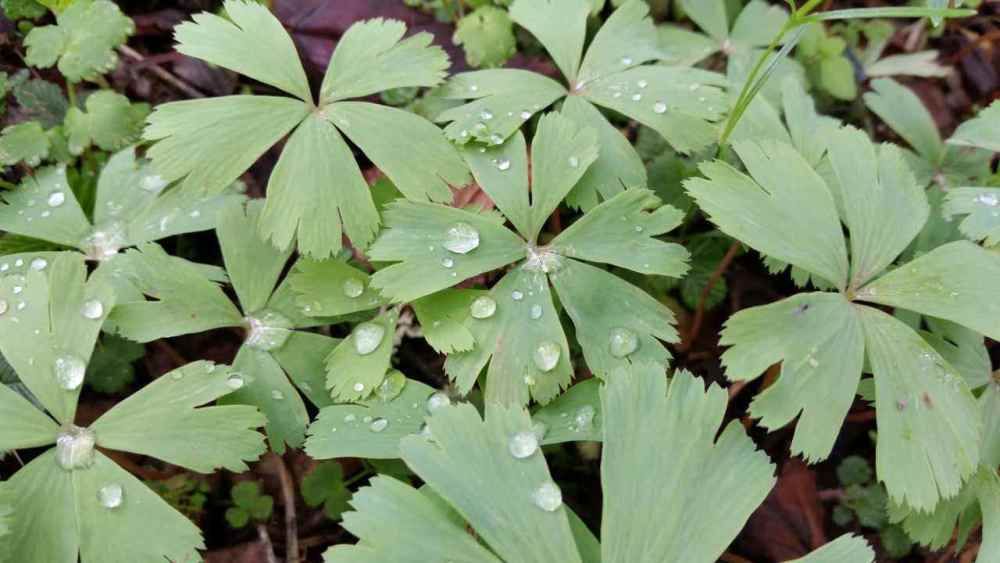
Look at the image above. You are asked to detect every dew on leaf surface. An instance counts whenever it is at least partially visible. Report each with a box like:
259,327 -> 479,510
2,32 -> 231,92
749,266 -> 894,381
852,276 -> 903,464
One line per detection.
532,481 -> 563,512
352,322 -> 385,356
470,296 -> 497,319
98,483 -> 124,509
443,222 -> 480,254
533,341 -> 561,372
608,327 -> 638,358
508,430 -> 539,459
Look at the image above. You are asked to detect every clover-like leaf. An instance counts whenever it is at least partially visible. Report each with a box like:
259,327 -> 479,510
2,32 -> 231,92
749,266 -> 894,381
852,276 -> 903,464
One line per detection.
145,0 -> 467,258
948,100 -> 1000,152
454,6 -> 517,69
943,188 -> 1000,247
24,0 -> 134,82
63,90 -> 148,154
0,122 -> 49,167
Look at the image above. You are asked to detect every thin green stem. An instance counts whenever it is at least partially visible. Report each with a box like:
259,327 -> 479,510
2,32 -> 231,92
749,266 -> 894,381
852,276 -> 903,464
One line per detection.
0,179 -> 18,190
66,82 -> 78,108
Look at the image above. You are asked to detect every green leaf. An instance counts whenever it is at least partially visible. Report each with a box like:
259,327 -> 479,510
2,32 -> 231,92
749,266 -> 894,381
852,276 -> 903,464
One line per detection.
91,360 -> 267,472
368,202 -> 526,302
225,507 -> 250,528
401,403 -> 583,562
12,79 -> 68,128
319,18 -> 449,104
1,0 -> 46,20
531,378 -> 602,444
509,0 -> 590,83
437,69 -> 567,145
305,377 -> 437,460
730,1 -> 789,50
445,268 -> 573,406
326,309 -> 398,402
948,100 -> 1000,152
679,0 -> 729,42
943,187 -> 1000,246
223,345 -> 310,453
826,125 -> 929,289
550,259 -> 678,375
143,95 -> 309,194
685,139 -> 849,289
858,241 -> 1000,341
85,334 -> 143,393
217,199 -> 291,314
0,121 -> 50,167
0,165 -> 91,247
458,131 -> 532,235
64,91 -> 147,154
454,6 -> 517,68
863,78 -> 944,164
270,331 -> 339,408
258,112 -> 380,258
781,76 -> 835,166
921,319 -> 992,390
23,0 -> 134,82
290,258 -> 383,317
599,365 -> 776,562
857,305 -> 981,511
837,456 -> 874,486
720,292 -> 864,461
0,383 -> 60,450
326,475 -> 504,563
411,289 -> 478,354
550,188 -> 688,277
108,243 -> 243,342
581,66 -> 727,154
785,534 -> 874,563
561,96 -> 646,211
325,102 -> 469,204
0,253 -> 113,424
301,462 -> 353,520
174,0 -> 311,102
818,55 -> 858,101
6,451 -> 79,562
867,51 -> 950,79
576,0 -> 661,87
657,25 -> 720,66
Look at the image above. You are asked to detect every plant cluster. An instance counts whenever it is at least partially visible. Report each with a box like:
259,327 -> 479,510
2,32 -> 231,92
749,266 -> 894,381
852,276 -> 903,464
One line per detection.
0,0 -> 997,561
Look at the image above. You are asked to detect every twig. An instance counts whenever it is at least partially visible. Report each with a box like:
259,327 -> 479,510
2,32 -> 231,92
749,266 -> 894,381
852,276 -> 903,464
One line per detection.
679,241 -> 741,352
267,452 -> 300,563
256,524 -> 281,563
117,44 -> 205,98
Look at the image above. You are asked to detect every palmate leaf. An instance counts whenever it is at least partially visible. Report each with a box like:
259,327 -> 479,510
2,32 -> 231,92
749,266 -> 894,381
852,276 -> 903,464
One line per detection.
949,100 -> 1000,152
325,309 -> 399,402
678,0 -> 789,58
23,0 -> 134,82
944,188 -> 1000,246
63,91 -> 148,155
531,378 -> 602,444
0,122 -> 49,167
411,289 -> 478,354
438,0 -> 725,208
289,259 -> 385,317
786,534 -> 875,563
687,128 -> 988,510
327,364 -> 825,563
147,0 -> 467,258
0,165 -> 90,247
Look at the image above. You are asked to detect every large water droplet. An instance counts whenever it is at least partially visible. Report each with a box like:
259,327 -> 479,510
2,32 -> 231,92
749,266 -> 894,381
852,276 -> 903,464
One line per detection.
529,304 -> 543,320
54,354 -> 86,390
470,296 -> 497,319
621,56 -> 633,65
30,258 -> 47,271
532,481 -> 563,511
377,370 -> 406,402
976,193 -> 999,207
81,299 -> 104,319
370,417 -> 389,433
226,373 -> 245,390
353,382 -> 365,393
443,222 -> 480,254
47,191 -> 65,207
480,109 -> 494,121
98,483 -> 123,509
427,391 -> 451,412
609,328 -> 638,358
511,290 -> 524,301
352,322 -> 385,355
495,157 -> 511,171
508,430 -> 539,459
653,102 -> 667,114
533,341 -> 560,372
490,133 -> 503,145
342,278 -> 364,298
55,425 -> 96,470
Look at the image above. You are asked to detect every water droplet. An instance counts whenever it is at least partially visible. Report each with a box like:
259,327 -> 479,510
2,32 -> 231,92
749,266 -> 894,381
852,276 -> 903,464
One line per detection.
54,354 -> 86,390
524,374 -> 536,386
508,430 -> 539,458
271,390 -> 285,400
631,93 -> 642,101
30,258 -> 47,271
0,300 -> 7,316
245,311 -> 292,351
427,391 -> 451,412
362,416 -> 373,424
512,290 -> 524,301
976,193 -> 999,207
470,296 -> 497,319
441,257 -> 455,268
572,405 -> 596,432
807,356 -> 819,368
480,109 -> 494,121
377,370 -> 406,402
529,304 -> 543,320
609,328 -> 638,358
226,374 -> 245,389
98,483 -> 123,509
568,156 -> 580,168
344,414 -> 357,423
353,382 -> 365,393
495,157 -> 511,171
621,56 -> 633,65
653,102 -> 667,114
55,425 -> 96,470
82,224 -> 126,261
490,133 -> 503,145
443,222 -> 480,254
352,322 -> 385,355
637,79 -> 648,88
469,84 -> 479,92
12,286 -> 22,295
370,417 -> 389,432
532,481 -> 563,511
47,191 -> 65,207
613,92 -> 622,98
533,341 -> 560,372
520,110 -> 532,119
634,225 -> 644,233
171,371 -> 184,381
342,278 -> 364,298
81,299 -> 103,320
